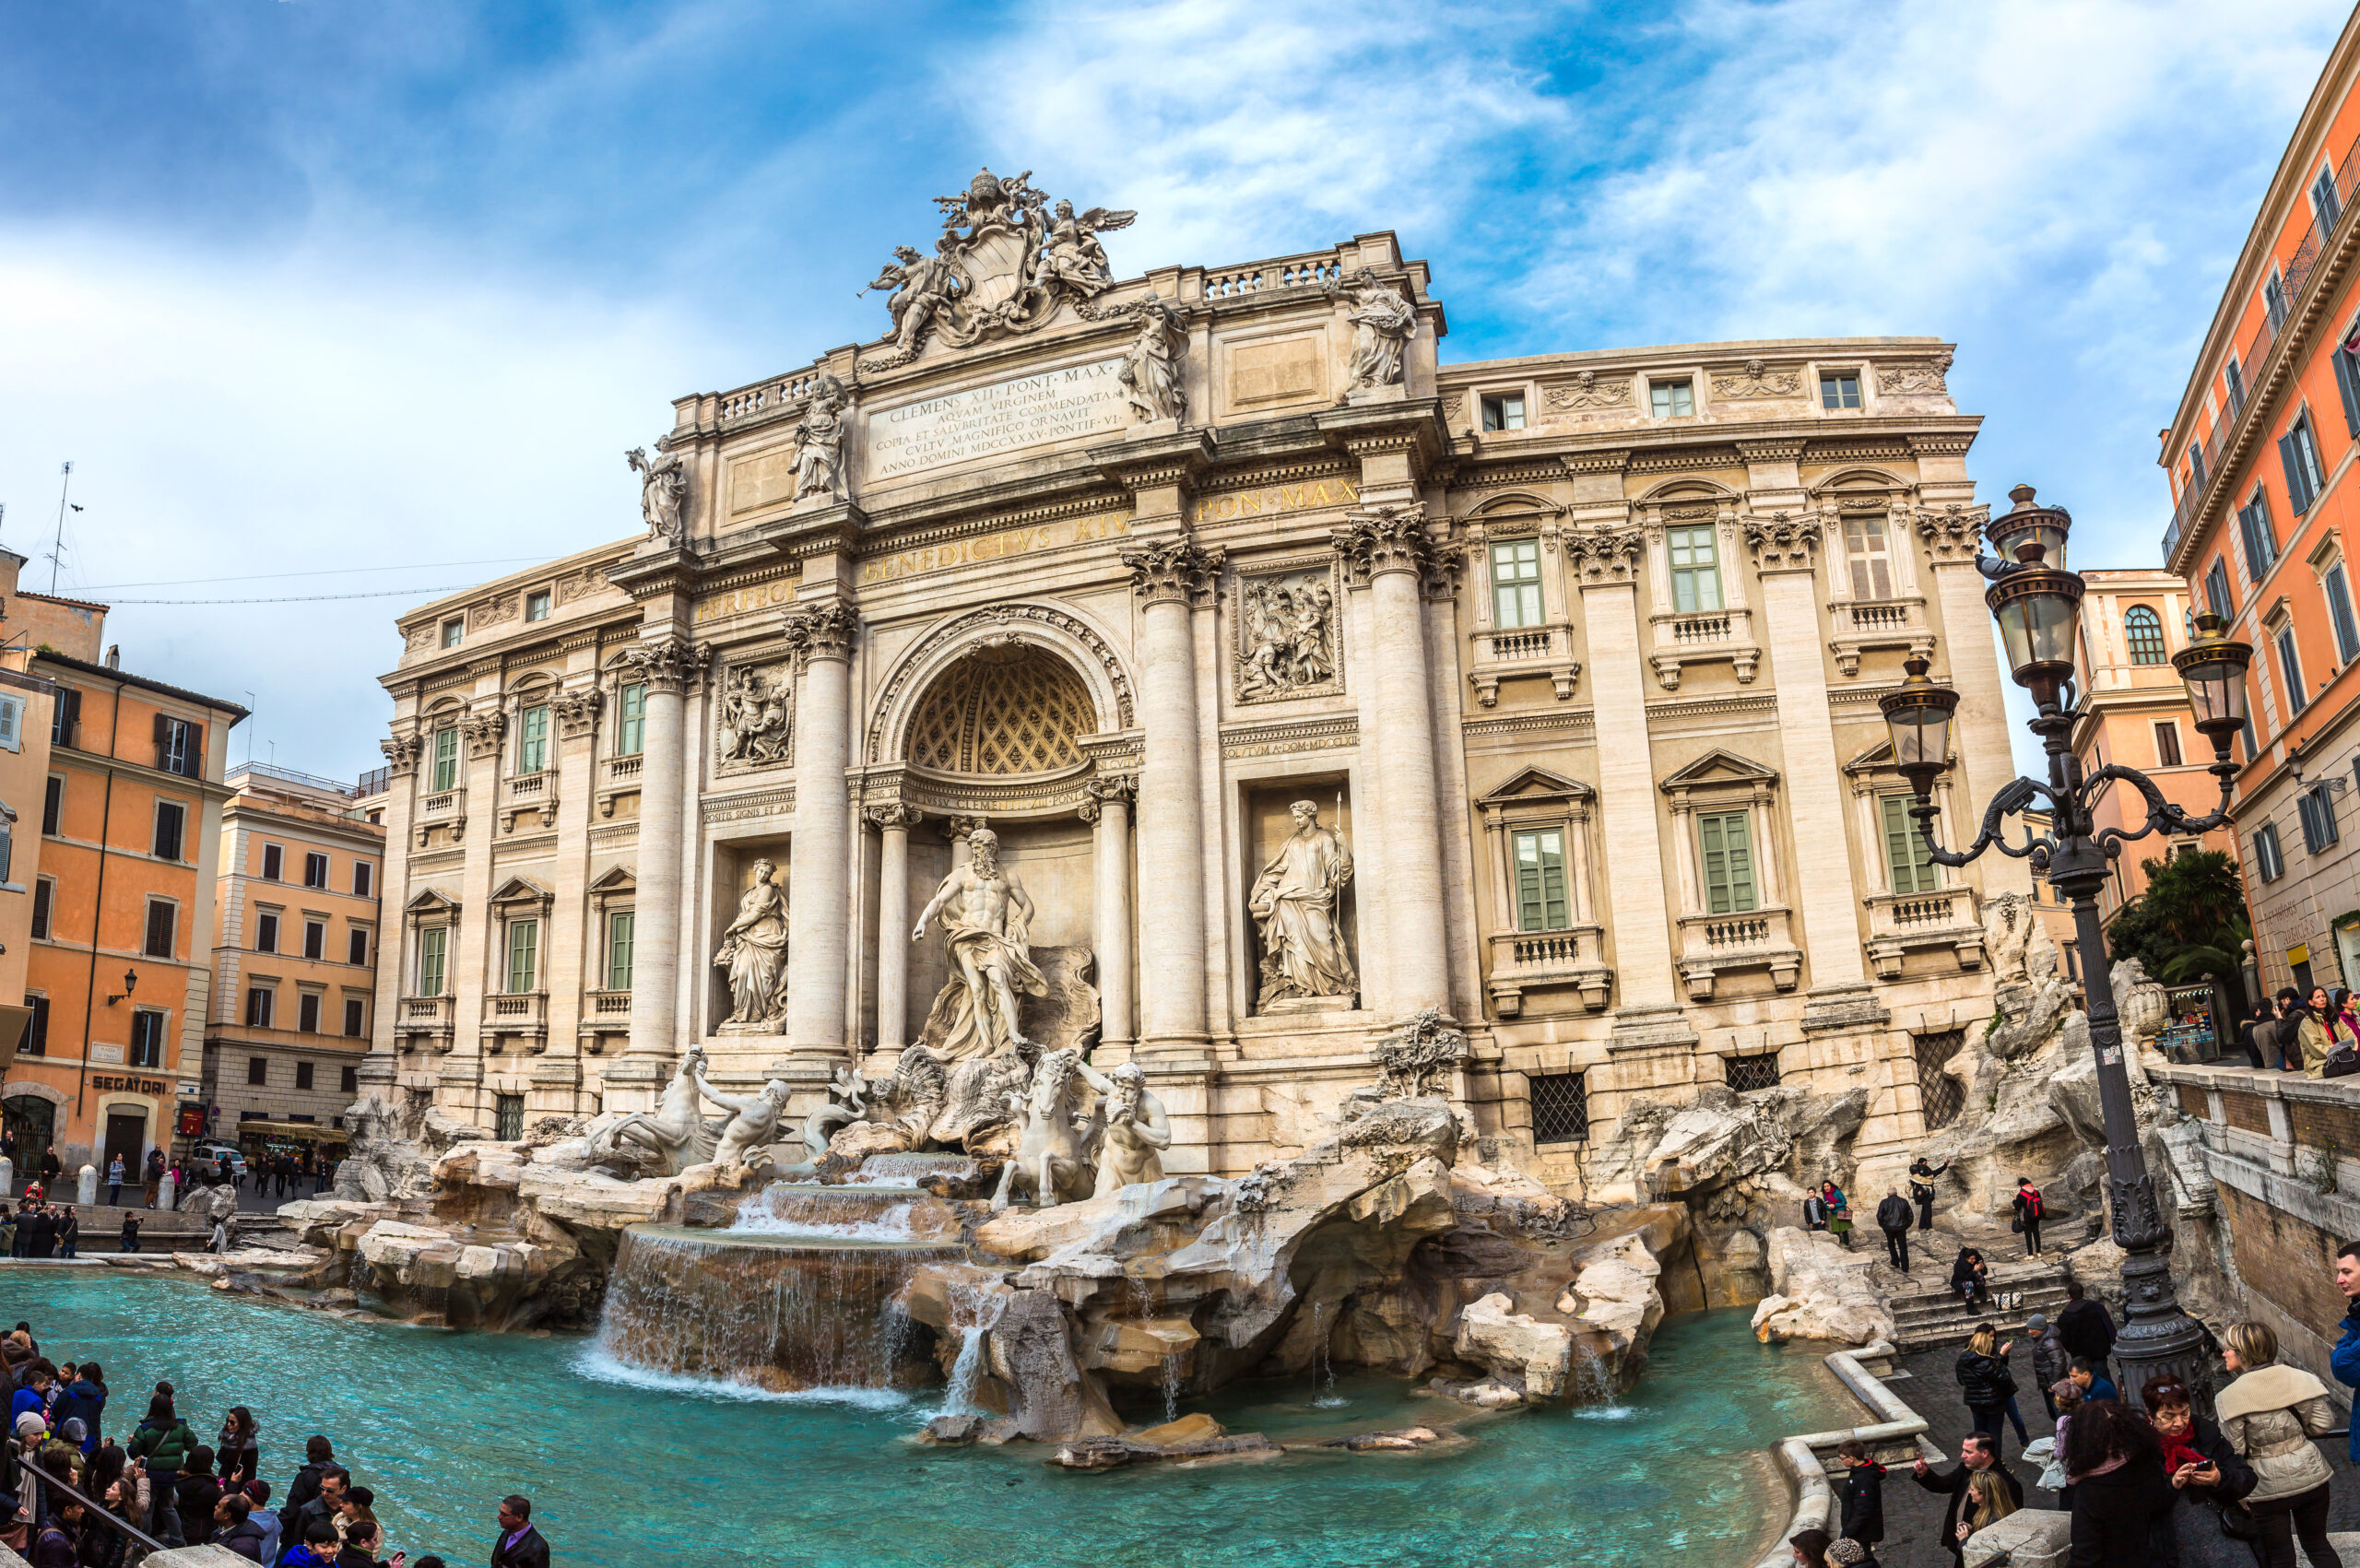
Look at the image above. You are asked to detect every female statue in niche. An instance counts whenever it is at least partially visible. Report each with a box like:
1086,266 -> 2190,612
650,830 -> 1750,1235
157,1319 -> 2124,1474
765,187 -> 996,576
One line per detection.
1250,800 -> 1357,1005
714,858 -> 791,1026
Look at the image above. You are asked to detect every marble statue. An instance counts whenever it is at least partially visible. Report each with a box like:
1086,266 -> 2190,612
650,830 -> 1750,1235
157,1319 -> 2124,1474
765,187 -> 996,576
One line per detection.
693,1059 -> 794,1170
1982,891 -> 2032,984
1328,267 -> 1416,392
626,444 -> 688,544
1028,198 -> 1131,297
1079,1059 -> 1168,1196
913,828 -> 1048,1060
715,665 -> 790,766
991,1047 -> 1100,1211
2114,956 -> 2172,1050
1119,299 -> 1186,424
792,376 -> 850,502
585,1043 -> 717,1175
714,859 -> 791,1028
802,1065 -> 871,1161
861,241 -> 965,356
1250,801 -> 1357,1006
1370,1008 -> 1468,1099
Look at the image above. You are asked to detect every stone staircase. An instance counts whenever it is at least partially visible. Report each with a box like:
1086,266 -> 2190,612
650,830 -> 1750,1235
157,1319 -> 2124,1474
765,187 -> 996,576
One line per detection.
1890,1256 -> 2076,1353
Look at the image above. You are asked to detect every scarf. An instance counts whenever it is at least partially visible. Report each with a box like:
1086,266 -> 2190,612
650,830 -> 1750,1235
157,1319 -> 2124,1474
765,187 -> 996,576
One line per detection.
2158,1431 -> 2205,1476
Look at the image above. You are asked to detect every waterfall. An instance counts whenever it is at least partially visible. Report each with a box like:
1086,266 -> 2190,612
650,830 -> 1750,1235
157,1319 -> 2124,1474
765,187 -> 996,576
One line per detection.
942,1326 -> 989,1414
1161,1350 -> 1182,1424
1569,1336 -> 1633,1419
1310,1299 -> 1347,1408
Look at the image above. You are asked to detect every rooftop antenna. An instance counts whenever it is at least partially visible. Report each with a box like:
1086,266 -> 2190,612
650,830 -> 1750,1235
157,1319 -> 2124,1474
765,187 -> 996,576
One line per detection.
48,463 -> 73,595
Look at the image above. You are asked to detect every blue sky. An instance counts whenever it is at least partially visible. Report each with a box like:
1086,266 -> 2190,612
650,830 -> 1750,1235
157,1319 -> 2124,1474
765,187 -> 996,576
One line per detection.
0,0 -> 2349,780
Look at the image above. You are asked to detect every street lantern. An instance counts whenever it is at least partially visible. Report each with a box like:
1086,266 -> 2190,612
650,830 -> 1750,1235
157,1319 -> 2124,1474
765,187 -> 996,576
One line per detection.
1879,484 -> 2248,1413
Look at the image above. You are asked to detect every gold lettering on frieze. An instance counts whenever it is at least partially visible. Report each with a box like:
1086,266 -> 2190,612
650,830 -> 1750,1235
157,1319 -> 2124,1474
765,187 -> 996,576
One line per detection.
1192,477 -> 1359,525
694,581 -> 797,623
859,511 -> 1132,585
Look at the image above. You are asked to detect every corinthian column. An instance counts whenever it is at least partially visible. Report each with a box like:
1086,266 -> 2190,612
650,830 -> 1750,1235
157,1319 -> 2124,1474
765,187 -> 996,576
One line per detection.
613,633 -> 707,1109
1122,539 -> 1219,1053
785,604 -> 858,1062
867,804 -> 919,1060
1334,505 -> 1451,1016
1082,775 -> 1137,1055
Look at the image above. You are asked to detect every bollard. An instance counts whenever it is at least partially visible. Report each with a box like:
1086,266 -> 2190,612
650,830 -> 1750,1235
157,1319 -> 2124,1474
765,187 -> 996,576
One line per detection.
77,1165 -> 96,1207
0,1157 -> 12,1199
159,1172 -> 177,1213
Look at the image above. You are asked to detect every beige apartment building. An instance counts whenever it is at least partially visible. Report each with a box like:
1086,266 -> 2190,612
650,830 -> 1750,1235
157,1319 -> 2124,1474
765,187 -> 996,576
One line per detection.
366,183 -> 2030,1191
201,762 -> 385,1147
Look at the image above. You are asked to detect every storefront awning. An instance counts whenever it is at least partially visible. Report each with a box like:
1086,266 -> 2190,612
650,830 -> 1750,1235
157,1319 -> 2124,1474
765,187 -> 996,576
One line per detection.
234,1122 -> 348,1144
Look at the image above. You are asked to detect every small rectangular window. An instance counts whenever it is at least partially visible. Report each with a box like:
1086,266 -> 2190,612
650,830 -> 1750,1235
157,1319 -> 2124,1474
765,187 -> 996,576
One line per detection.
1650,380 -> 1694,418
22,995 -> 46,1057
340,1065 -> 359,1091
354,861 -> 373,898
495,1093 -> 525,1142
247,1055 -> 268,1086
1820,372 -> 1862,409
29,878 -> 52,941
441,619 -> 464,649
2267,271 -> 2290,330
608,910 -> 635,992
151,801 -> 184,862
0,694 -> 24,754
1667,525 -> 1723,614
2334,317 -> 2360,437
49,688 -> 78,749
348,928 -> 369,966
343,999 -> 365,1038
129,1009 -> 163,1069
2154,722 -> 2183,768
245,987 -> 274,1028
2282,415 -> 2327,513
295,1059 -> 314,1088
618,685 -> 646,758
1511,828 -> 1571,932
2278,625 -> 2307,715
525,590 -> 552,622
2257,822 -> 2285,881
2316,163 -> 2343,230
506,920 -> 539,994
143,899 -> 175,959
2227,354 -> 2247,410
256,913 -> 279,953
518,705 -> 549,775
154,715 -> 200,778
1845,513 -> 1894,599
1490,539 -> 1543,629
1479,393 -> 1526,431
1726,1054 -> 1782,1091
1882,794 -> 1941,894
419,926 -> 447,997
1529,1072 -> 1589,1145
302,920 -> 324,961
2205,558 -> 2234,621
431,727 -> 460,792
41,776 -> 60,837
303,852 -> 328,888
2330,564 -> 2360,664
1698,810 -> 1758,914
2190,443 -> 2208,490
2239,491 -> 2280,582
261,843 -> 284,881
298,993 -> 321,1033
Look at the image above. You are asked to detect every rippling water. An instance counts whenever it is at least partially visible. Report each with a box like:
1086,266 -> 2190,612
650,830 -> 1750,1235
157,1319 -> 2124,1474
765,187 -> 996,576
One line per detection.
0,1274 -> 1847,1567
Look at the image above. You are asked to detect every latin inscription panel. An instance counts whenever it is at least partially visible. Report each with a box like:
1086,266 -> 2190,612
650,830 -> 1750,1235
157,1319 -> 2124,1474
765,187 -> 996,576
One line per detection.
864,360 -> 1129,485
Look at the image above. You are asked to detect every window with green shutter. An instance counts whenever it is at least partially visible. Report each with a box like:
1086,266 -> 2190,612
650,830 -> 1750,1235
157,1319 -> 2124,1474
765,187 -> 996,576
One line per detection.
1881,794 -> 1941,894
419,925 -> 447,997
518,705 -> 549,775
1697,810 -> 1757,914
1512,829 -> 1571,931
1668,526 -> 1723,613
607,911 -> 635,991
1491,540 -> 1543,629
506,920 -> 539,994
618,683 -> 646,757
431,726 -> 459,792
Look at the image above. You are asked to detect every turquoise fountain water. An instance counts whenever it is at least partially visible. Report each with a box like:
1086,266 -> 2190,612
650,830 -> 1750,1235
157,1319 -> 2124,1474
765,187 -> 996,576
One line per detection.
4,1275 -> 1845,1567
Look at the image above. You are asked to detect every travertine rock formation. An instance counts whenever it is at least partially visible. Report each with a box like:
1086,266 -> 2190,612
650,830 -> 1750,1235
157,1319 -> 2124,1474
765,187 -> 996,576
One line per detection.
1750,1225 -> 1896,1347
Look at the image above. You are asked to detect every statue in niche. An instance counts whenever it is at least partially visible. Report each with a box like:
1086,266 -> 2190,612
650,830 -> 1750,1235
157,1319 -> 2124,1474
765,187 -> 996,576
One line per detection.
715,665 -> 790,766
912,828 -> 1048,1060
1251,801 -> 1357,1007
1327,267 -> 1416,393
1079,1059 -> 1169,1196
1235,573 -> 1338,700
714,859 -> 791,1029
792,376 -> 850,502
626,444 -> 688,544
861,240 -> 966,356
692,1057 -> 794,1169
1119,298 -> 1186,424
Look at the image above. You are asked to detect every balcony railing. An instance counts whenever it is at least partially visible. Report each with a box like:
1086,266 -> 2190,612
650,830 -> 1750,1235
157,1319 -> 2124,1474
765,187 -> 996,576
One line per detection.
480,991 -> 549,1047
2165,126 -> 2360,564
1484,926 -> 1611,1017
1466,624 -> 1582,705
1676,907 -> 1801,1000
607,755 -> 643,783
1481,627 -> 1560,663
581,988 -> 632,1051
394,994 -> 454,1053
1829,595 -> 1931,676
1864,887 -> 1986,980
418,787 -> 466,823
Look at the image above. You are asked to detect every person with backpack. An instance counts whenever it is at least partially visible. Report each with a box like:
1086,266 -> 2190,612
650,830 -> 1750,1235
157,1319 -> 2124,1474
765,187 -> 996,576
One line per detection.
1874,1190 -> 1913,1273
127,1395 -> 195,1546
2012,1177 -> 2044,1256
1908,1155 -> 1948,1233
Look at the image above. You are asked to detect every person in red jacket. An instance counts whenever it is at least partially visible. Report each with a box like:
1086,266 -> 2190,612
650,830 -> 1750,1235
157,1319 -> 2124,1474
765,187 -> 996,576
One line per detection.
2012,1177 -> 2044,1256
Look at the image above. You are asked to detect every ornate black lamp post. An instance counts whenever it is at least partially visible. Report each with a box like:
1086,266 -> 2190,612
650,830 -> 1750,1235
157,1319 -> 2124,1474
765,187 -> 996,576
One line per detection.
1880,485 -> 2255,1403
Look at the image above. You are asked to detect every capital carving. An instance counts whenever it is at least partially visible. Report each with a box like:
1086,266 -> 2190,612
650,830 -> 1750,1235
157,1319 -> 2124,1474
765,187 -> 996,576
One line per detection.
380,732 -> 425,776
1330,504 -> 1437,586
1915,502 -> 1989,562
1123,537 -> 1222,605
782,602 -> 858,667
865,803 -> 923,831
549,685 -> 603,738
1079,772 -> 1138,823
1743,513 -> 1823,572
622,634 -> 712,695
458,709 -> 507,760
1566,526 -> 1645,584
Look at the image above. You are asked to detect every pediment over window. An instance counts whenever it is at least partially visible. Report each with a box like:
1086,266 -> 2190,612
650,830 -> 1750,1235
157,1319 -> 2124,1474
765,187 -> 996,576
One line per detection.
488,875 -> 551,910
403,888 -> 460,917
587,866 -> 636,897
1477,766 -> 1594,808
1842,738 -> 1954,777
1658,749 -> 1779,794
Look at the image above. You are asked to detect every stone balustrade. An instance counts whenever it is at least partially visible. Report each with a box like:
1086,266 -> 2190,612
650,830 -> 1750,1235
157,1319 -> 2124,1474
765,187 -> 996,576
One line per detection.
1828,593 -> 1933,677
393,993 -> 454,1052
1676,907 -> 1801,1000
1483,925 -> 1611,1016
1863,885 -> 1985,979
479,989 -> 549,1050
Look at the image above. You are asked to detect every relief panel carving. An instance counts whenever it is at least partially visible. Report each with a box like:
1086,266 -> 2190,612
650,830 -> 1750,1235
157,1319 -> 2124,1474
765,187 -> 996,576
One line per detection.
1230,558 -> 1344,704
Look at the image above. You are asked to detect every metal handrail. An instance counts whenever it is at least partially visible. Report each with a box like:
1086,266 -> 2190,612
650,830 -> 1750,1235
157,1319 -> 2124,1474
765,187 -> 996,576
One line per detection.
15,1453 -> 171,1553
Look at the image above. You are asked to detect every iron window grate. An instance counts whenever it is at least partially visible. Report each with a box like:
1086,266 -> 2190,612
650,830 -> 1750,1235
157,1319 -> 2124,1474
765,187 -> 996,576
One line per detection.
1530,1072 -> 1589,1145
1725,1054 -> 1782,1092
1915,1030 -> 1966,1130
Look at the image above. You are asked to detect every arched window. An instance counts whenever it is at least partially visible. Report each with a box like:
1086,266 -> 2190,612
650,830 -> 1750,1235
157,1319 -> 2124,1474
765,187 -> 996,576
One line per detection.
2124,606 -> 2168,665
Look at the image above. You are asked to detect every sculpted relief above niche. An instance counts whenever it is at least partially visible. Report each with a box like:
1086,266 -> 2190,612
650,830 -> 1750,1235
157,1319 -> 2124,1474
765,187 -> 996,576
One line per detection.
715,660 -> 793,772
1231,559 -> 1344,704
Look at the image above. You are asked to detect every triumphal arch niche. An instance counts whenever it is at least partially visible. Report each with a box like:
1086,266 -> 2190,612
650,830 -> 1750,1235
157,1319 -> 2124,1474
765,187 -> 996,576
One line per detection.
372,161 -> 2022,1191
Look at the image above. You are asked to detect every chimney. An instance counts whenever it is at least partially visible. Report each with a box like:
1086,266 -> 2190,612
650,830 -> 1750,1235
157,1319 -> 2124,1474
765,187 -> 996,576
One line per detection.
104,644 -> 120,669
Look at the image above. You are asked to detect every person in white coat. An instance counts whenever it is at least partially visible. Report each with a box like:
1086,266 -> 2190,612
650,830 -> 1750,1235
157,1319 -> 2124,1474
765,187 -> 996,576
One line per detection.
2217,1320 -> 2345,1568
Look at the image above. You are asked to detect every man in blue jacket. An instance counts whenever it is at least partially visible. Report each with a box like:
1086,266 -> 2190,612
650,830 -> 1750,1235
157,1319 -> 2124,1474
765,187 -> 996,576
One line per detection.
2331,1240 -> 2360,1465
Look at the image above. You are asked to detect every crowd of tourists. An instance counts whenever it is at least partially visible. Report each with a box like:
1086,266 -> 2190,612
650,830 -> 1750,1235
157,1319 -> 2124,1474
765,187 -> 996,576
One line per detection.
0,1320 -> 551,1568
1783,1240 -> 2360,1568
2238,985 -> 2360,1078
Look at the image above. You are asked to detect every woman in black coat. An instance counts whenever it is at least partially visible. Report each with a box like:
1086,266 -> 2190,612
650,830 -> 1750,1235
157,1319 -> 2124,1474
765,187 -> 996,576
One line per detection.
2139,1375 -> 2257,1563
1950,1247 -> 1991,1307
2064,1397 -> 2176,1568
1954,1325 -> 2018,1458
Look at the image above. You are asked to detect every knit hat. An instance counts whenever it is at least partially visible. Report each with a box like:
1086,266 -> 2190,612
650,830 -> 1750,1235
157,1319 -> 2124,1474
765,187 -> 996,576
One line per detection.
2025,1313 -> 2049,1333
12,1412 -> 42,1439
1826,1541 -> 1869,1566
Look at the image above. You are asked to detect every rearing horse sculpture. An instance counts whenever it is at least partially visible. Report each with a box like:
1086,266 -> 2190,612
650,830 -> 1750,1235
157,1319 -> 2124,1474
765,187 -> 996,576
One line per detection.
585,1043 -> 716,1176
990,1047 -> 1101,1211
